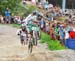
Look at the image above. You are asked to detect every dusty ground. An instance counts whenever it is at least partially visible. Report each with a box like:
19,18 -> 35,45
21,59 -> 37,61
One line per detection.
0,24 -> 75,61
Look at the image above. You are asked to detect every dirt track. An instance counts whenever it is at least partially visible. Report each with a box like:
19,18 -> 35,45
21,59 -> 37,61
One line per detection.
0,24 -> 48,61
0,24 -> 75,61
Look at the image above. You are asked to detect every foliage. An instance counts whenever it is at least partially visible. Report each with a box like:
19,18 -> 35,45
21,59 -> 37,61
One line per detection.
40,31 -> 51,43
0,0 -> 21,15
23,5 -> 37,17
47,40 -> 66,50
0,0 -> 37,17
40,32 -> 66,50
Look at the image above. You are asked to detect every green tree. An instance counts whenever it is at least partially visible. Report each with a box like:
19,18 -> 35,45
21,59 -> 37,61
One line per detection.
0,0 -> 21,15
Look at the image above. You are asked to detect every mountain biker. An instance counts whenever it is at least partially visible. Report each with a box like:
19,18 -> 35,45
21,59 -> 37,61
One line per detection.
17,26 -> 28,45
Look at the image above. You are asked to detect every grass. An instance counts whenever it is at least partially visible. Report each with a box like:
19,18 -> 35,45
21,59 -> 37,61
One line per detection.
40,31 -> 66,50
10,24 -> 21,28
40,31 -> 51,43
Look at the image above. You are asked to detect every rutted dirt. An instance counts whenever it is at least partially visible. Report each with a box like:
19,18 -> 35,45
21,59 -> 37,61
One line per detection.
0,24 -> 75,61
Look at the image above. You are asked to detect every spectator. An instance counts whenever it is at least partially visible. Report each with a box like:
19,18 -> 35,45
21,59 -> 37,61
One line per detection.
59,27 -> 65,45
10,14 -> 15,23
5,8 -> 11,23
39,16 -> 46,31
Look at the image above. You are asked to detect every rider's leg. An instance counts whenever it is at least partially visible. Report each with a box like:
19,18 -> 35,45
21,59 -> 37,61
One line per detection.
21,39 -> 24,45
